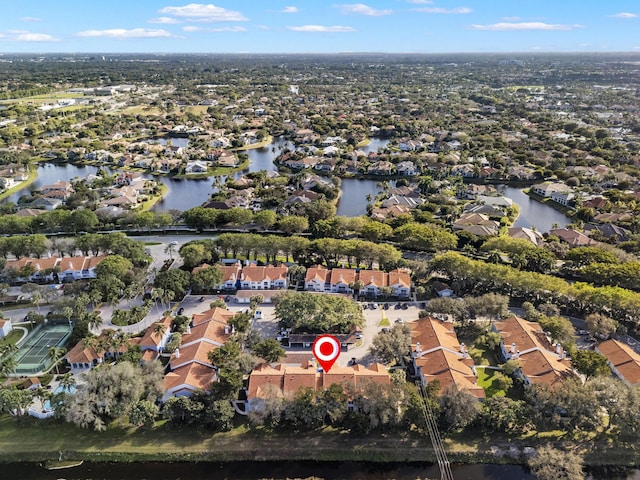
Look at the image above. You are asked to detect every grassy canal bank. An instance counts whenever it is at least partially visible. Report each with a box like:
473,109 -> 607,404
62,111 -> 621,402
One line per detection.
1,416 -> 640,467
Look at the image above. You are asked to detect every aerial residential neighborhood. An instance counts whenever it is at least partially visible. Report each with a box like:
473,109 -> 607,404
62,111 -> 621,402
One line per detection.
0,44 -> 640,480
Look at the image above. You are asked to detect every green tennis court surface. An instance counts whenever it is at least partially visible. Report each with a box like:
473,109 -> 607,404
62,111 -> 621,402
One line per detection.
14,324 -> 72,375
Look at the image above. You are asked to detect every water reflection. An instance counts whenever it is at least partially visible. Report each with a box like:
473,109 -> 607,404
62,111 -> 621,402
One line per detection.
502,186 -> 570,233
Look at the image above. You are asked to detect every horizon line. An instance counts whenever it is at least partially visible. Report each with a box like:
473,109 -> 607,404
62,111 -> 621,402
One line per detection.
1,50 -> 640,56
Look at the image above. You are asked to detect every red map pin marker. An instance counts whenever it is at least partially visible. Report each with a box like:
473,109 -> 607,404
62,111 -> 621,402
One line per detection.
312,334 -> 341,373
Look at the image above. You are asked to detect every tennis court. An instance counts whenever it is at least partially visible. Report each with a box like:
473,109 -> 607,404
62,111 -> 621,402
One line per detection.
14,324 -> 72,375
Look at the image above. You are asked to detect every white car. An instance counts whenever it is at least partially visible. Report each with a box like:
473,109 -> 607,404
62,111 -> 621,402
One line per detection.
169,241 -> 179,246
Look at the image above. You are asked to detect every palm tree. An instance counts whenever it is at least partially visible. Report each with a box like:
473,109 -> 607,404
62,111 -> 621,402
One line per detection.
62,306 -> 74,325
47,347 -> 67,375
58,372 -> 76,393
89,290 -> 103,309
153,322 -> 167,336
161,289 -> 175,310
0,356 -> 17,378
164,243 -> 176,260
87,312 -> 103,332
33,386 -> 52,411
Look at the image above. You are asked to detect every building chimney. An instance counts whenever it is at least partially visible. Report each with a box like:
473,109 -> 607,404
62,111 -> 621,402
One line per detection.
510,342 -> 516,354
460,342 -> 466,354
186,325 -> 191,334
224,325 -> 229,335
556,343 -> 562,354
462,350 -> 468,359
175,348 -> 180,358
415,342 -> 422,352
514,350 -> 520,359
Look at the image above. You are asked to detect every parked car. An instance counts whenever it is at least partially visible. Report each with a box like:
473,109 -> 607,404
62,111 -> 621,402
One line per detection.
177,307 -> 184,316
401,303 -> 408,310
254,310 -> 263,319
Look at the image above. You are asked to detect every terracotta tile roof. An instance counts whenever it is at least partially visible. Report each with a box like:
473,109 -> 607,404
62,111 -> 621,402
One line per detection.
414,349 -> 485,399
409,316 -> 485,397
494,315 -> 551,354
182,313 -> 233,348
139,316 -> 173,349
305,265 -> 330,284
65,342 -> 101,364
358,270 -> 388,288
59,256 -> 88,272
220,263 -> 242,283
4,255 -> 107,273
141,350 -> 158,362
597,339 -> 640,385
408,316 -> 462,353
388,268 -> 411,288
191,263 -> 211,274
517,349 -> 574,389
329,268 -> 357,286
163,363 -> 216,393
191,307 -> 235,328
241,265 -> 288,283
169,342 -> 217,370
247,362 -> 390,401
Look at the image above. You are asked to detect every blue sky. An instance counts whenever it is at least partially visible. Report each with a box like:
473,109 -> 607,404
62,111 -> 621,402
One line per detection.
0,1 -> 638,53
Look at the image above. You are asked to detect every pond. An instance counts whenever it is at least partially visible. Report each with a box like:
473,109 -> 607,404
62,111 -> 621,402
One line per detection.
501,186 -> 570,233
3,138 -> 391,216
337,178 -> 384,217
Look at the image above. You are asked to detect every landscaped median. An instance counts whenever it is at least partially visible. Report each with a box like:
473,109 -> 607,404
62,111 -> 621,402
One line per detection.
1,417 -> 640,467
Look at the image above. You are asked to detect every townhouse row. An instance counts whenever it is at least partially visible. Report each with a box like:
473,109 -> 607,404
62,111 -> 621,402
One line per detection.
197,262 -> 412,298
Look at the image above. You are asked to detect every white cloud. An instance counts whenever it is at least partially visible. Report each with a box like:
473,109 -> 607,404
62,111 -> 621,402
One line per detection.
16,32 -> 57,42
77,28 -> 174,38
414,7 -> 472,14
609,12 -> 638,18
282,6 -> 299,13
339,3 -> 392,16
470,22 -> 583,31
159,3 -> 247,22
502,16 -> 520,21
20,17 -> 42,22
149,17 -> 180,24
0,30 -> 57,42
183,25 -> 246,32
287,25 -> 356,32
406,0 -> 433,4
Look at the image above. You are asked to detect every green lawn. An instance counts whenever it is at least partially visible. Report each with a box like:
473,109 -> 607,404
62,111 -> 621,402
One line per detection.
1,415 -> 640,465
0,329 -> 25,348
0,417 -> 437,463
476,368 -> 506,398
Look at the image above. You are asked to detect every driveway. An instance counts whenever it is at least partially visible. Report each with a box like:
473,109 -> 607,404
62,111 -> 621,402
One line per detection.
341,303 -> 420,367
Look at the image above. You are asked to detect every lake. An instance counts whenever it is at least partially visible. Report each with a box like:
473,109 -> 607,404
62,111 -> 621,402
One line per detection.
2,139 -> 569,228
501,186 -> 570,233
337,178 -> 384,217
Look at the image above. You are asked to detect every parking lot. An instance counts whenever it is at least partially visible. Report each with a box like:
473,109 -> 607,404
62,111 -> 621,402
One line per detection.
175,296 -> 421,367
